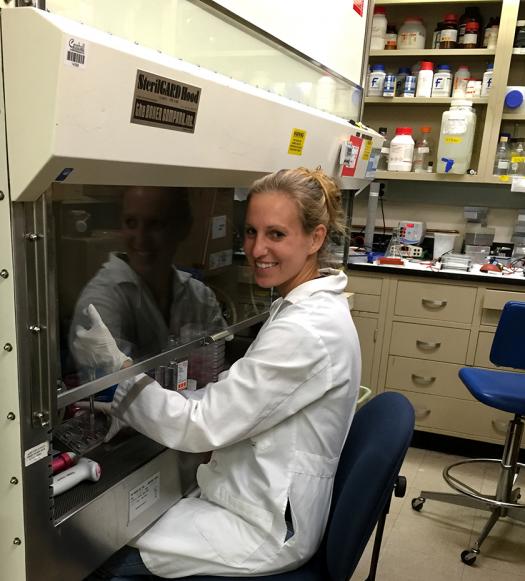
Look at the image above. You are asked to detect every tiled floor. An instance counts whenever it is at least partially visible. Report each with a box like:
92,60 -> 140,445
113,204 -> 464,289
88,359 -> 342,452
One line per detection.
351,448 -> 525,580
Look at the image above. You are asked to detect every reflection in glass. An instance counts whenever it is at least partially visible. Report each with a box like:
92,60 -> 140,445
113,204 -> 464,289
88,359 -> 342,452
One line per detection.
52,184 -> 271,394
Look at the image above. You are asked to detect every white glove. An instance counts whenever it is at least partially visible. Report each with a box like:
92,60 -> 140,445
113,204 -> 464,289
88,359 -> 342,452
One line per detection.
76,400 -> 129,443
72,304 -> 131,373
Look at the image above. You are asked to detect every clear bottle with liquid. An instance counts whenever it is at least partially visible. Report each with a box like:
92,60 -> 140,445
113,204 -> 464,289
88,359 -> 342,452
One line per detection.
510,138 -> 525,176
493,135 -> 510,176
413,127 -> 433,173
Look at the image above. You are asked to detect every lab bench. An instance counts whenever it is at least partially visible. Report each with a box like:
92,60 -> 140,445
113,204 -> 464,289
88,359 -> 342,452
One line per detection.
346,263 -> 525,446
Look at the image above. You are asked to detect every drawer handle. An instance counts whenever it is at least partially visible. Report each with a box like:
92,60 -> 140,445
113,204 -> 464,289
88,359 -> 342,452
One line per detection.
414,407 -> 431,420
421,298 -> 447,309
411,374 -> 436,386
491,420 -> 509,434
416,340 -> 441,350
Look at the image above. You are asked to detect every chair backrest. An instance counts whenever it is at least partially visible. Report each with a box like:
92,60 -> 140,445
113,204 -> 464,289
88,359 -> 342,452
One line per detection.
490,301 -> 525,369
318,391 -> 414,581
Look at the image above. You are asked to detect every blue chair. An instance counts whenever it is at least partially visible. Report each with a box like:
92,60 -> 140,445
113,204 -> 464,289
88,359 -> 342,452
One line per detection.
173,392 -> 415,581
412,301 -> 525,566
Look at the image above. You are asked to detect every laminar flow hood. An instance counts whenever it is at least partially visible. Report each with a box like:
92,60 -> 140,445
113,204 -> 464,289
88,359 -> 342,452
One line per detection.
2,7 -> 375,202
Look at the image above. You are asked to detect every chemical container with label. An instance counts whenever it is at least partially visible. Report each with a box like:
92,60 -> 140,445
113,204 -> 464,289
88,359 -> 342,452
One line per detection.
398,17 -> 426,49
481,63 -> 493,97
371,6 -> 388,50
483,17 -> 499,49
413,126 -> 433,172
463,21 -> 480,48
439,14 -> 459,48
385,25 -> 397,50
395,67 -> 410,96
493,134 -> 510,175
452,65 -> 470,98
388,127 -> 415,172
383,74 -> 396,97
510,138 -> 525,176
432,64 -> 452,97
367,64 -> 386,96
415,61 -> 434,98
436,100 -> 477,174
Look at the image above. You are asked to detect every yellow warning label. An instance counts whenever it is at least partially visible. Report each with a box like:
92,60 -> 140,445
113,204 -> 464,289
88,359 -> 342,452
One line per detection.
362,138 -> 372,161
288,128 -> 307,156
511,156 -> 525,163
499,175 -> 510,182
444,136 -> 463,144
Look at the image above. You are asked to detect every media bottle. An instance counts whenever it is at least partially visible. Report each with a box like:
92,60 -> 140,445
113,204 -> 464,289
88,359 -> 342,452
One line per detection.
493,135 -> 510,176
413,127 -> 433,173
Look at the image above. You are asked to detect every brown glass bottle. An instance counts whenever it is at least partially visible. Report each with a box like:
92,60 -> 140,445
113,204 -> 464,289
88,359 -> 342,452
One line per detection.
463,21 -> 479,48
439,13 -> 459,49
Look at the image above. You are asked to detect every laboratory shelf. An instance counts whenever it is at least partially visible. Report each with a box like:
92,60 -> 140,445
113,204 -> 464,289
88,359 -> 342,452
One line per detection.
365,97 -> 489,105
374,170 -> 485,182
512,48 -> 525,55
369,49 -> 496,58
501,113 -> 525,121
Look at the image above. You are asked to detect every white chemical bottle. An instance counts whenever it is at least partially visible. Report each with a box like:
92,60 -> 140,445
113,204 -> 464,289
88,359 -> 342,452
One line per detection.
367,64 -> 386,96
371,6 -> 388,50
481,63 -> 494,97
416,61 -> 434,98
431,64 -> 452,97
388,127 -> 415,172
436,100 -> 477,174
452,65 -> 470,98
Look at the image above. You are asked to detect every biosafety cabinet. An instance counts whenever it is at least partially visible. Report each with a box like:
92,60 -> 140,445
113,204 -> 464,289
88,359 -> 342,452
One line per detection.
0,2 -> 376,579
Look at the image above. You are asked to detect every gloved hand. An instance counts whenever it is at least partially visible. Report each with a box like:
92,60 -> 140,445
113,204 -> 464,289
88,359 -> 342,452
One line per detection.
76,400 -> 129,443
72,304 -> 131,373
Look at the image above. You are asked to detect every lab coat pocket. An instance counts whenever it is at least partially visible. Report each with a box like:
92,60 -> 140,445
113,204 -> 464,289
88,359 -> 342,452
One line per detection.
290,450 -> 338,478
195,503 -> 270,566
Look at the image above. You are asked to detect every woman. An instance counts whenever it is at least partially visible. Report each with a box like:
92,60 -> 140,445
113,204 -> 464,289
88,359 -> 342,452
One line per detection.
82,167 -> 361,579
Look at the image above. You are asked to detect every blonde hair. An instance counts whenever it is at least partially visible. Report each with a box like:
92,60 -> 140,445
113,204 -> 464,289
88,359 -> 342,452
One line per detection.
248,167 -> 346,266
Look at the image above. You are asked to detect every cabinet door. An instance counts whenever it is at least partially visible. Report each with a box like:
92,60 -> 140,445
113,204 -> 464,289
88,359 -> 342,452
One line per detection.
353,315 -> 377,390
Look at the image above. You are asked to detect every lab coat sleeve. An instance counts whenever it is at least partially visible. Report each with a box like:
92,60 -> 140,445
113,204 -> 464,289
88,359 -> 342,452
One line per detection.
111,317 -> 333,452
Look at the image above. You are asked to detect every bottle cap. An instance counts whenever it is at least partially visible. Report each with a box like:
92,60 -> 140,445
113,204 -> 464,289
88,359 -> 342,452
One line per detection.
443,13 -> 458,22
398,67 -> 411,74
505,90 -> 524,109
465,21 -> 479,31
420,126 -> 432,133
374,6 -> 386,14
371,64 -> 386,71
451,99 -> 473,107
395,127 -> 413,135
420,61 -> 434,71
437,64 -> 451,71
486,63 -> 494,71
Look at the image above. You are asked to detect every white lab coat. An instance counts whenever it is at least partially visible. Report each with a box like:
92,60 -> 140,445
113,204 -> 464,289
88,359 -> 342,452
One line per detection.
111,269 -> 361,578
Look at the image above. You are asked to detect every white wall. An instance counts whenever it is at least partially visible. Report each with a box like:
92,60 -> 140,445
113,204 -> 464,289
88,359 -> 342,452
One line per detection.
214,0 -> 369,84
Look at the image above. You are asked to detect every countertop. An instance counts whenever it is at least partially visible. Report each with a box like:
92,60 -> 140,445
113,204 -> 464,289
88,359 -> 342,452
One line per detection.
347,260 -> 525,286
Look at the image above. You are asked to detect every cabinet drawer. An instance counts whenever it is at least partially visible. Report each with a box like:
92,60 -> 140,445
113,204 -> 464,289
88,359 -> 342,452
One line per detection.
394,280 -> 476,323
386,356 -> 466,399
390,321 -> 469,364
353,294 -> 381,313
388,389 -> 511,444
347,275 -> 382,296
481,289 -> 525,326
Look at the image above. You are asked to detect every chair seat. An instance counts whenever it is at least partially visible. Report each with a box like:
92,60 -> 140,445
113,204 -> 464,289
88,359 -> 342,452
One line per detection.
459,367 -> 525,415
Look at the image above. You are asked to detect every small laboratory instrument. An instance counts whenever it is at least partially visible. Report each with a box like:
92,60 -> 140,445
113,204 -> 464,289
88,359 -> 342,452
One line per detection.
399,221 -> 426,244
52,458 -> 101,496
440,253 -> 472,271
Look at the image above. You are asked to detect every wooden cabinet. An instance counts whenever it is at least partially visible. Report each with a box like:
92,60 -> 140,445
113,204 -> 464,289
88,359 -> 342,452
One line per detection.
348,267 -> 525,445
364,0 -> 522,184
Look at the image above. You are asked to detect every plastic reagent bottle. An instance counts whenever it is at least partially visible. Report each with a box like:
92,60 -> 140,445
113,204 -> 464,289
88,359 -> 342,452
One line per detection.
493,135 -> 510,175
377,127 -> 390,170
388,127 -> 415,172
432,64 -> 452,97
371,6 -> 388,50
452,65 -> 470,98
413,127 -> 433,173
367,64 -> 386,96
416,61 -> 434,98
481,63 -> 493,97
437,100 -> 477,174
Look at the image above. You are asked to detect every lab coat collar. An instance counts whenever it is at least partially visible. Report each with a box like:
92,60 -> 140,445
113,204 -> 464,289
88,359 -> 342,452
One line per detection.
105,252 -> 192,287
270,268 -> 347,316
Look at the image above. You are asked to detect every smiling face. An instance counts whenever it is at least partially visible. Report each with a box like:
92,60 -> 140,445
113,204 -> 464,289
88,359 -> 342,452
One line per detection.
121,187 -> 181,280
243,190 -> 326,297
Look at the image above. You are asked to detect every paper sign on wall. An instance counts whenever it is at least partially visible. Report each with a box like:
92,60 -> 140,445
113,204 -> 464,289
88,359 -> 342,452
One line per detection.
288,128 -> 307,156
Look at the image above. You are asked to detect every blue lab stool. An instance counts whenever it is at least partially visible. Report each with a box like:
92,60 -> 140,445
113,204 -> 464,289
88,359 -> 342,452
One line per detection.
174,392 -> 415,581
412,301 -> 525,566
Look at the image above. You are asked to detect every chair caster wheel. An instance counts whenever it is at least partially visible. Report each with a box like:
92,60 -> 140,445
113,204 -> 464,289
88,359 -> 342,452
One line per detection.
461,550 -> 477,566
395,475 -> 407,497
411,497 -> 425,511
